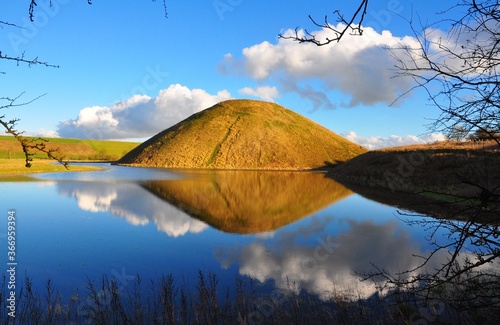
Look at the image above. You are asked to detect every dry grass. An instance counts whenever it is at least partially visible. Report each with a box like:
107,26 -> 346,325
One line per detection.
377,139 -> 499,152
329,141 -> 500,219
1,272 -> 486,324
119,99 -> 367,170
331,140 -> 499,193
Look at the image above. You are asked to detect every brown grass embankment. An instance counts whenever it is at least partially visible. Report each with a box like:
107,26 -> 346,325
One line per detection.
328,141 -> 500,219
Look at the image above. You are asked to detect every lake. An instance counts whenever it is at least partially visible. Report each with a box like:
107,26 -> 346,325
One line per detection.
0,163 -> 494,322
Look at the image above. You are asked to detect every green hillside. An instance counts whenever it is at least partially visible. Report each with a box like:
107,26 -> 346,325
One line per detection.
0,135 -> 140,161
119,99 -> 367,170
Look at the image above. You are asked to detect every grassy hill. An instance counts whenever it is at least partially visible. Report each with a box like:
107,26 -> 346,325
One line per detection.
0,135 -> 140,161
119,99 -> 367,170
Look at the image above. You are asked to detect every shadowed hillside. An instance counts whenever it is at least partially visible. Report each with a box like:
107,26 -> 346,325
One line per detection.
142,170 -> 352,234
328,142 -> 500,220
118,99 -> 366,170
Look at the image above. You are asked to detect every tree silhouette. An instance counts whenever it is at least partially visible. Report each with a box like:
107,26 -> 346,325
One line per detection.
391,0 -> 500,146
282,0 -> 499,146
285,0 -> 500,317
0,94 -> 68,167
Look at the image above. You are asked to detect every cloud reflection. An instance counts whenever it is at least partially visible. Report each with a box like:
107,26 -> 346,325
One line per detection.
57,182 -> 208,237
216,217 -> 449,300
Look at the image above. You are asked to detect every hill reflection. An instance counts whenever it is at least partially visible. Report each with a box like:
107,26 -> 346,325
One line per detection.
142,170 -> 352,234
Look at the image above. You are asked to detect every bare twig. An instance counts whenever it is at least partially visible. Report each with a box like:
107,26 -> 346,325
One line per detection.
0,94 -> 68,168
390,0 -> 500,145
0,51 -> 59,69
279,0 -> 368,45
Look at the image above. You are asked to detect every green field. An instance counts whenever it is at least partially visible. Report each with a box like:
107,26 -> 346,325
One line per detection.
0,135 -> 140,161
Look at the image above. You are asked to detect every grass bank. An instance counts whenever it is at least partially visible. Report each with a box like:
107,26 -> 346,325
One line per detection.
328,141 -> 500,219
0,158 -> 104,176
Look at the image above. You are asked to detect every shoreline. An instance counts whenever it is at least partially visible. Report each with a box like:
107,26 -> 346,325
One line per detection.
0,158 -> 106,177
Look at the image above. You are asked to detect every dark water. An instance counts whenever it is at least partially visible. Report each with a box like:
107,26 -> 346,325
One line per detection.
0,163 -> 476,301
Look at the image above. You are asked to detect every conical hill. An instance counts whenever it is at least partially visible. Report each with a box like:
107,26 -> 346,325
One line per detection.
118,99 -> 366,170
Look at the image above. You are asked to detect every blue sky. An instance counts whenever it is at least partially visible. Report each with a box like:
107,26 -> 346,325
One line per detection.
1,0 -> 461,149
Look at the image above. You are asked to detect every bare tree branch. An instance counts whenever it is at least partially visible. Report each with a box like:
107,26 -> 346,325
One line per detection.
0,51 -> 59,69
390,0 -> 500,145
278,0 -> 368,46
0,20 -> 23,28
0,94 -> 68,168
284,0 -> 500,314
153,0 -> 169,18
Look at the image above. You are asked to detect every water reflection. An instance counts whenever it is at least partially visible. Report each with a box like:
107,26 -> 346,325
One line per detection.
215,217 -> 449,300
142,170 -> 352,234
57,181 -> 208,237
3,164 -> 497,317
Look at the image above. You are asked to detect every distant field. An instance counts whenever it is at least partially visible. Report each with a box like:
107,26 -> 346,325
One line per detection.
0,135 -> 140,161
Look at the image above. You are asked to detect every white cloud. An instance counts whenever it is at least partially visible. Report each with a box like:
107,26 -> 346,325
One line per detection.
33,129 -> 60,138
343,131 -> 447,150
423,24 -> 495,76
220,24 -> 422,108
57,84 -> 232,139
239,86 -> 279,102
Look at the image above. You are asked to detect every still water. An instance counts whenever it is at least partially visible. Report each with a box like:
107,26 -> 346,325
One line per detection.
1,163 -> 456,300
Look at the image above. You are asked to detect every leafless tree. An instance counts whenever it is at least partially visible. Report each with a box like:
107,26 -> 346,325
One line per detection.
282,0 -> 499,146
388,0 -> 500,304
285,0 -> 500,318
391,0 -> 500,146
0,94 -> 68,167
383,0 -> 499,315
1,15 -> 65,167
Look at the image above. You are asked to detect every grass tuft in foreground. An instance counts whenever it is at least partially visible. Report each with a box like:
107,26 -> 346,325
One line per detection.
0,272 -> 496,324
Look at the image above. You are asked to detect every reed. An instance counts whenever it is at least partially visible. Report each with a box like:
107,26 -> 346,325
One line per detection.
0,272 -> 494,324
